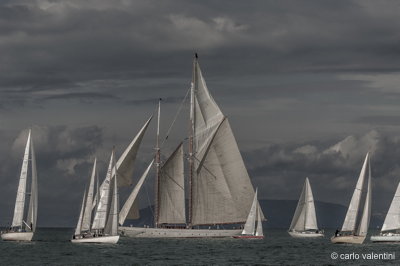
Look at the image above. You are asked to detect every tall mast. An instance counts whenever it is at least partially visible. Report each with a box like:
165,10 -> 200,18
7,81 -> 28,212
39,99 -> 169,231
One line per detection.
188,53 -> 197,227
154,99 -> 161,228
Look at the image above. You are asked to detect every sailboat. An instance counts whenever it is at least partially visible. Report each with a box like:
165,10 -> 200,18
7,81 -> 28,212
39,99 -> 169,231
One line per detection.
331,152 -> 372,244
288,178 -> 324,238
1,129 -> 38,241
371,182 -> 400,242
233,188 -> 264,239
71,150 -> 119,244
118,54 -> 263,238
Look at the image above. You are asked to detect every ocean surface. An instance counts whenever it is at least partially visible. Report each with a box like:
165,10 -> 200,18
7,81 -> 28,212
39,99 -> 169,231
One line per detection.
0,228 -> 398,265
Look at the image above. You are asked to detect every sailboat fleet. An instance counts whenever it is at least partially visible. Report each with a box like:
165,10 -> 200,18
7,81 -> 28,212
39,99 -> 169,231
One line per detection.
3,54 -> 400,245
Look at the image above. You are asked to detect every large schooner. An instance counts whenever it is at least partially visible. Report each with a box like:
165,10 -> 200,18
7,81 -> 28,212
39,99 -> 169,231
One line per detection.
331,152 -> 372,244
118,54 -> 264,238
1,129 -> 38,241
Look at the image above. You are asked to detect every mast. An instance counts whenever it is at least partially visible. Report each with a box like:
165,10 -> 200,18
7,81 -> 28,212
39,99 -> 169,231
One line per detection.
188,53 -> 197,227
154,99 -> 161,228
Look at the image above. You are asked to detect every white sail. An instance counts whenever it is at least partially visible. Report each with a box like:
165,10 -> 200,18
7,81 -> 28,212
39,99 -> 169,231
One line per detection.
74,189 -> 87,236
242,189 -> 258,235
382,182 -> 400,232
105,162 -> 118,236
256,205 -> 263,236
289,180 -> 307,231
93,116 -> 152,208
92,151 -> 114,230
191,60 -> 263,225
357,161 -> 372,236
119,160 -> 153,225
11,130 -> 31,228
27,137 -> 38,232
158,143 -> 186,224
304,178 -> 318,230
81,158 -> 96,232
341,153 -> 369,232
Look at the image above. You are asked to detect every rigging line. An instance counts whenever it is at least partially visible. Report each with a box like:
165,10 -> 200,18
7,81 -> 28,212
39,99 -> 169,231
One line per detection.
160,87 -> 190,148
144,180 -> 155,221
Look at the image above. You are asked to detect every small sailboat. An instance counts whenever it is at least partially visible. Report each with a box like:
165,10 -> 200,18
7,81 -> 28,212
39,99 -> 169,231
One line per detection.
233,189 -> 264,239
288,178 -> 324,238
71,150 -> 119,244
331,153 -> 372,244
371,182 -> 400,242
1,129 -> 38,241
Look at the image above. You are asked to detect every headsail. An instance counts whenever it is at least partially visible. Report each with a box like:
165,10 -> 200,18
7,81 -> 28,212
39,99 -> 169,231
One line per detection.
11,130 -> 31,228
304,178 -> 318,230
341,153 -> 369,232
242,189 -> 258,235
74,189 -> 86,236
256,205 -> 263,236
81,158 -> 96,232
158,143 -> 186,224
119,160 -> 153,225
190,58 -> 263,225
382,182 -> 400,232
93,116 -> 152,208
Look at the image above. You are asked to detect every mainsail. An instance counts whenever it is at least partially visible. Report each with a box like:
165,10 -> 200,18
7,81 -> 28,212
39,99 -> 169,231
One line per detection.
289,177 -> 318,231
190,58 -> 263,225
341,153 -> 370,233
105,156 -> 119,236
11,130 -> 31,228
382,182 -> 400,232
158,143 -> 186,224
92,151 -> 114,230
27,136 -> 38,232
357,164 -> 371,236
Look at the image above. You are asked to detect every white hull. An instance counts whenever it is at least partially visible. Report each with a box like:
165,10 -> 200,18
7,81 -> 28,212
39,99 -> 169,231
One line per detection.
1,232 -> 34,241
288,231 -> 324,238
120,227 -> 242,238
371,234 -> 400,243
331,235 -> 366,244
71,235 -> 119,244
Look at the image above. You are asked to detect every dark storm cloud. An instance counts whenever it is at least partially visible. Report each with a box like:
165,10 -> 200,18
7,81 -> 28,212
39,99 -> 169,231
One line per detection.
244,130 -> 400,217
1,0 -> 400,226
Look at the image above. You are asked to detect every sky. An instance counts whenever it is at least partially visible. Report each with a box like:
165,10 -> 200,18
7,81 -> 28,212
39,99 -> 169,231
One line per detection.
1,0 -> 400,227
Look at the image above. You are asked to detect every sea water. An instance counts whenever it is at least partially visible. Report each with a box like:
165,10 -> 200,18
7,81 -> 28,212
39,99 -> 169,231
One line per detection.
0,228 -> 398,265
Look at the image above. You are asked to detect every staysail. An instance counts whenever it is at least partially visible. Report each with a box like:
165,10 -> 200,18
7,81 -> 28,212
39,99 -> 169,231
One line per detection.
158,143 -> 186,224
11,130 -> 31,228
382,182 -> 400,232
256,205 -> 263,236
357,163 -> 371,236
119,160 -> 153,225
190,58 -> 263,225
341,153 -> 369,232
